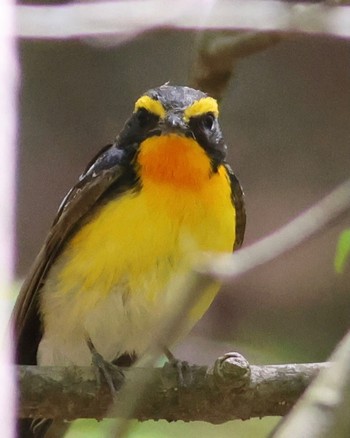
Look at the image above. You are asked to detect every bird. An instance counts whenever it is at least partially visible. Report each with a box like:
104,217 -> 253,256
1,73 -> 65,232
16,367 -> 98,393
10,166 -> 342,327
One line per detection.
13,84 -> 245,437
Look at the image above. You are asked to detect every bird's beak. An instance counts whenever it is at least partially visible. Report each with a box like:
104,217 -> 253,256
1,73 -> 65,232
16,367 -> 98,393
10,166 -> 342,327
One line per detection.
158,113 -> 194,139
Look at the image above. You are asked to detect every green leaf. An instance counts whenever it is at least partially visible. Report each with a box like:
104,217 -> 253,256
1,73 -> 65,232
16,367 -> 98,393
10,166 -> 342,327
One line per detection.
334,229 -> 350,274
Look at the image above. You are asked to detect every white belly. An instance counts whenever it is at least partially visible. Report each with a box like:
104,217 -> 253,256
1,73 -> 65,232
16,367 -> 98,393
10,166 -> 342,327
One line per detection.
38,281 -> 165,366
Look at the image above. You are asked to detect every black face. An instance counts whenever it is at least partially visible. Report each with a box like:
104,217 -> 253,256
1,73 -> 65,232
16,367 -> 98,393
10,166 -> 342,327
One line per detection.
117,106 -> 160,148
187,111 -> 226,167
116,85 -> 227,168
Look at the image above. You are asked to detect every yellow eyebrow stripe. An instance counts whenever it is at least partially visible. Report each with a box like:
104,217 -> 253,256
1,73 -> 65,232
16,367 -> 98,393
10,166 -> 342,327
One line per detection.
134,95 -> 166,119
183,97 -> 219,121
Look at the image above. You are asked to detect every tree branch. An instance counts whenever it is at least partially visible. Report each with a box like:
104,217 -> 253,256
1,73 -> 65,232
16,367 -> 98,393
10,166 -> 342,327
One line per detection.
16,1 -> 350,40
273,329 -> 350,437
0,0 -> 18,436
204,178 -> 350,282
190,31 -> 282,100
18,354 -> 329,422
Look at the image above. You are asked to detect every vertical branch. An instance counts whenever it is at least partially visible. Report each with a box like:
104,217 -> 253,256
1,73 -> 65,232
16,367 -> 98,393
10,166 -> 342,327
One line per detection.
190,30 -> 281,100
273,329 -> 350,437
0,0 -> 18,436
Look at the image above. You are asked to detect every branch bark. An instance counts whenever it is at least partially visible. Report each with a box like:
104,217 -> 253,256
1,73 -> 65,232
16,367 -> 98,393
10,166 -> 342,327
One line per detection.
18,354 -> 329,422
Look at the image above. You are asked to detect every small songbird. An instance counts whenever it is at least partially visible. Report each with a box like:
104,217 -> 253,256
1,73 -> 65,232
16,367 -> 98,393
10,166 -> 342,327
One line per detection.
13,85 -> 245,437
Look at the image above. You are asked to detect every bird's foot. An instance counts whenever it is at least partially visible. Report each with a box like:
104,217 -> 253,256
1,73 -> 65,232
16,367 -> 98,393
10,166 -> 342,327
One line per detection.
87,337 -> 124,398
163,348 -> 193,387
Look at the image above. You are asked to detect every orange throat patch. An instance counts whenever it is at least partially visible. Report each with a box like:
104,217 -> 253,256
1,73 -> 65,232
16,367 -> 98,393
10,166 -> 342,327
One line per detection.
137,134 -> 213,190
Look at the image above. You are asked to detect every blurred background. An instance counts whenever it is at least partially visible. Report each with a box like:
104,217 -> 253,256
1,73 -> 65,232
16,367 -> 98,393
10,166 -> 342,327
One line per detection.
16,16 -> 350,437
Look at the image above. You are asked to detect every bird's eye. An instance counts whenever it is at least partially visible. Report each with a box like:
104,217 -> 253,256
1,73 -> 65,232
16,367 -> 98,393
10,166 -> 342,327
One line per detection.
137,108 -> 158,129
201,113 -> 215,130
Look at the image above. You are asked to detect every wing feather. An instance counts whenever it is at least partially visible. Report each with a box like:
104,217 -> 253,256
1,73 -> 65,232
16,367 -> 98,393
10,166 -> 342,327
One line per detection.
13,145 -> 137,364
224,164 -> 246,250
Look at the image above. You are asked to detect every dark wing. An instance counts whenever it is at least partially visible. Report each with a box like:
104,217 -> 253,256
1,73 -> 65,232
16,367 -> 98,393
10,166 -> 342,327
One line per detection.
224,164 -> 246,250
12,144 -> 138,364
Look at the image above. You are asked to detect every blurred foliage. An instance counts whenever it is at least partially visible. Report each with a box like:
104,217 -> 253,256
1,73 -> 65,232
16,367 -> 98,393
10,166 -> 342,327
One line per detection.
66,418 -> 280,438
334,229 -> 350,274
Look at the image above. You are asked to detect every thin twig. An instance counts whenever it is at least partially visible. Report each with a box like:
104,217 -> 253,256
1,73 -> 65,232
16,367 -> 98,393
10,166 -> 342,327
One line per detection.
190,31 -> 282,100
272,329 -> 350,437
204,178 -> 350,283
0,0 -> 18,437
16,1 -> 350,40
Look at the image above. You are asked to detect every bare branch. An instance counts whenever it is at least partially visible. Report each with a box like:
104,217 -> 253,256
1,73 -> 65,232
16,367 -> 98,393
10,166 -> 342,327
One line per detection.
190,0 -> 350,100
204,178 -> 350,283
0,0 -> 18,436
18,355 -> 329,422
273,330 -> 350,437
16,1 -> 350,40
190,31 -> 282,99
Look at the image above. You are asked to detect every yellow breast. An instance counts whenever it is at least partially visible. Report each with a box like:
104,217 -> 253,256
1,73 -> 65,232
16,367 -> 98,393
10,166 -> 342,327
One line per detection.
55,135 -> 236,324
